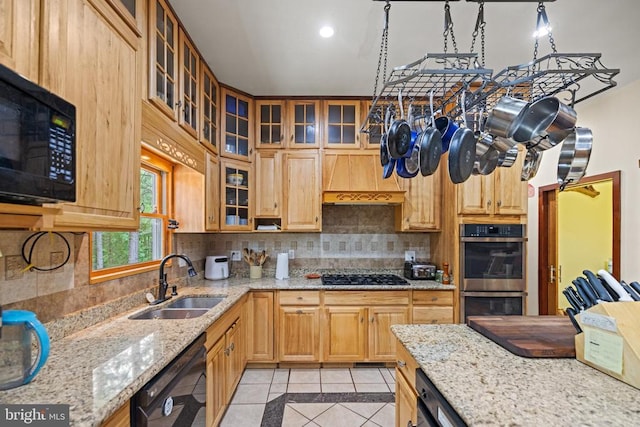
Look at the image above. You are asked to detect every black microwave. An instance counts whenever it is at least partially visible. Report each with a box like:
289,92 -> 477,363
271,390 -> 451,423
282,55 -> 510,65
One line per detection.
0,63 -> 76,205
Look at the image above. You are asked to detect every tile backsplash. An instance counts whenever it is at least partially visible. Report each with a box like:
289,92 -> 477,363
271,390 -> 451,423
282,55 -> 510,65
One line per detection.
0,205 -> 432,321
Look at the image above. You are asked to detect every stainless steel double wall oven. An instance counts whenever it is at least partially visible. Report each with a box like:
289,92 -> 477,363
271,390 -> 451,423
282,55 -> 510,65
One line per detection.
459,224 -> 527,323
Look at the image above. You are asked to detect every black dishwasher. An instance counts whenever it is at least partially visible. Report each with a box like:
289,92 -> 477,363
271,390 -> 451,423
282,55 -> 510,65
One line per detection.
132,334 -> 207,426
416,369 -> 467,427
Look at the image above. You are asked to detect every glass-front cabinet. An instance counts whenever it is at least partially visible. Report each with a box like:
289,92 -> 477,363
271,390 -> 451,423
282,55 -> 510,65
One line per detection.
288,100 -> 320,148
221,160 -> 252,231
221,88 -> 253,161
256,100 -> 285,148
324,100 -> 360,148
200,64 -> 219,152
361,101 -> 383,149
149,0 -> 178,119
178,28 -> 199,137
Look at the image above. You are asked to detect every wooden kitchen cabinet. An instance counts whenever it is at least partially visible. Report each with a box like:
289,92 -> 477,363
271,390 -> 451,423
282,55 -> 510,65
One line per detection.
39,0 -> 141,230
221,87 -> 253,161
360,100 -> 384,149
200,64 -> 219,152
278,291 -> 321,362
324,100 -> 360,148
457,147 -> 527,216
178,27 -> 200,138
255,100 -> 286,148
100,401 -> 130,427
148,0 -> 179,120
254,150 -> 282,218
396,366 -> 418,427
0,0 -> 39,82
225,317 -> 244,401
412,290 -> 454,324
396,167 -> 442,231
173,152 -> 218,232
283,151 -> 321,231
323,291 -> 409,362
288,100 -> 320,148
205,337 -> 226,427
247,291 -> 275,362
220,159 -> 252,231
205,153 -> 220,231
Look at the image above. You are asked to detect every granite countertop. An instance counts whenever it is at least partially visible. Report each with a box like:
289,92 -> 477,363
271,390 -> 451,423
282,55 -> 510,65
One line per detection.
0,276 -> 453,426
392,324 -> 640,427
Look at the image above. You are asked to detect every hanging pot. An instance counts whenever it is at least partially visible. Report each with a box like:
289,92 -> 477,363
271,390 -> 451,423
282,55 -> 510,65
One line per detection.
387,120 -> 412,159
435,116 -> 458,153
380,134 -> 390,167
382,157 -> 396,180
497,146 -> 519,168
472,132 -> 499,176
448,127 -> 477,184
404,139 -> 421,175
557,127 -> 593,190
396,157 -> 419,179
521,149 -> 543,181
485,96 -> 528,139
418,127 -> 443,176
512,96 -> 577,144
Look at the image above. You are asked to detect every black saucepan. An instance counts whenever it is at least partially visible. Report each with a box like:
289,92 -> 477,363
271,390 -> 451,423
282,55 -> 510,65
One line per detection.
418,127 -> 443,176
448,127 -> 477,184
387,119 -> 412,159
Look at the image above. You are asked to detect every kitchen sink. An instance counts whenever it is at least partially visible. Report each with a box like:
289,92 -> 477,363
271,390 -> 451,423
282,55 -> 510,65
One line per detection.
165,296 -> 225,309
130,308 -> 210,320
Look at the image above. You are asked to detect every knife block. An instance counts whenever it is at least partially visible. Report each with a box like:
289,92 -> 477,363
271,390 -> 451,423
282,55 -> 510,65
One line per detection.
574,301 -> 640,390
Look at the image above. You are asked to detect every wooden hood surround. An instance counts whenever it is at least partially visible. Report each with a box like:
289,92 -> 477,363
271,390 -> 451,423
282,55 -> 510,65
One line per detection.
322,152 -> 405,204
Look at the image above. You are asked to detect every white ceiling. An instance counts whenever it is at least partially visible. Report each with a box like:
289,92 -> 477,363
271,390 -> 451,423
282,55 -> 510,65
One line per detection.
171,0 -> 640,99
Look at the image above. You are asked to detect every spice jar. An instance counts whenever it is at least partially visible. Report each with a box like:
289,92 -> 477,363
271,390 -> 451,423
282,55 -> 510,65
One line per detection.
442,262 -> 451,284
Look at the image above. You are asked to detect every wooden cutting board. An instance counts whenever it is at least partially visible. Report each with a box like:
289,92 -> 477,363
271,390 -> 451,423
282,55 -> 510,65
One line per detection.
467,315 -> 577,358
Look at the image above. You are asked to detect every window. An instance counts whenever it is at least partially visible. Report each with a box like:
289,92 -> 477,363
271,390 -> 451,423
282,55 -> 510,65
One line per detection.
90,150 -> 172,282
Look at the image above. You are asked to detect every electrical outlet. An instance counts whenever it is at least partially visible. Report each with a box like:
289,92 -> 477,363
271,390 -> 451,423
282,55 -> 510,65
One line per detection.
288,249 -> 295,259
404,250 -> 416,261
230,250 -> 241,261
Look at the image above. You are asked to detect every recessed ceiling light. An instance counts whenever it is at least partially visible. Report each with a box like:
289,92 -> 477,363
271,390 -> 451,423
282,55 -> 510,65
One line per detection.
319,26 -> 334,38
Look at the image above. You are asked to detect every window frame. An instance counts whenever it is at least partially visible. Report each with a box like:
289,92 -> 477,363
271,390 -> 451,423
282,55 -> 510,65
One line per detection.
90,149 -> 173,284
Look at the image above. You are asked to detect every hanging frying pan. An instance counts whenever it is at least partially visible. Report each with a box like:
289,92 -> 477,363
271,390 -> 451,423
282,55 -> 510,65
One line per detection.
382,157 -> 396,179
418,127 -> 443,176
396,157 -> 419,178
404,140 -> 421,175
557,127 -> 593,190
387,89 -> 413,159
380,133 -> 390,167
448,127 -> 477,184
521,149 -> 543,181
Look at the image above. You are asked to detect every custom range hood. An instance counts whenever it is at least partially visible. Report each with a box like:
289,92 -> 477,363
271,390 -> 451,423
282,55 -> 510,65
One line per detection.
322,152 -> 405,204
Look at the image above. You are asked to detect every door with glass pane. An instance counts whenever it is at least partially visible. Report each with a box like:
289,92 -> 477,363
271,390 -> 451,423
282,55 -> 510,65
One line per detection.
256,100 -> 285,148
288,100 -> 320,148
324,100 -> 360,148
221,88 -> 253,161
221,160 -> 252,231
149,0 -> 178,119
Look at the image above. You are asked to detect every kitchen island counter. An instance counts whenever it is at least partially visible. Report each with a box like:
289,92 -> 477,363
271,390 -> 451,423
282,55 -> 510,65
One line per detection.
0,276 -> 453,426
392,323 -> 640,426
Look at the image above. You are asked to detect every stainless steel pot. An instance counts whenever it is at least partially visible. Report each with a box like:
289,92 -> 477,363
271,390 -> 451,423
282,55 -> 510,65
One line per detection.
521,149 -> 543,181
512,96 -> 577,144
484,96 -> 528,140
497,146 -> 519,168
557,127 -> 593,190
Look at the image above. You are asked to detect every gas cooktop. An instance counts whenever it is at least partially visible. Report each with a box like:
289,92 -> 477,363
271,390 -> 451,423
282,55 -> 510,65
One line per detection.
321,274 -> 409,286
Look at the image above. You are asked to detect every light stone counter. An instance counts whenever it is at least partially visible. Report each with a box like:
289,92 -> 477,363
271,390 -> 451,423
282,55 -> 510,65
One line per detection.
392,324 -> 640,427
0,276 -> 453,426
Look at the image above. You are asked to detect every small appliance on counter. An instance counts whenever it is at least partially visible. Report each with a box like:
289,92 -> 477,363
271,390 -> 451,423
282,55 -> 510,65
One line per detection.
205,256 -> 229,280
404,261 -> 437,280
0,309 -> 50,390
275,252 -> 289,280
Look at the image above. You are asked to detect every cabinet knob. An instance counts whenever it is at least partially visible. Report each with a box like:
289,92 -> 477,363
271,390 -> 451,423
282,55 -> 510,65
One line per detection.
274,202 -> 278,208
370,316 -> 375,323
297,296 -> 303,300
487,200 -> 492,207
315,216 -> 318,222
230,342 -> 235,352
397,360 -> 406,368
296,309 -> 303,314
497,200 -> 502,207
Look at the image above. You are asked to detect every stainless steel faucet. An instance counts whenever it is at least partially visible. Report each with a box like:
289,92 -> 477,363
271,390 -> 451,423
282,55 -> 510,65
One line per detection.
150,254 -> 197,305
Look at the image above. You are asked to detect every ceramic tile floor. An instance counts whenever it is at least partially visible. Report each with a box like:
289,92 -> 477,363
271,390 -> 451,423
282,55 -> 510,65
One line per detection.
220,367 -> 396,427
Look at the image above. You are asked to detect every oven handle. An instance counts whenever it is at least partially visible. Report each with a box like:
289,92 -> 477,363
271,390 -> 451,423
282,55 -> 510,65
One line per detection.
460,237 -> 526,243
460,291 -> 528,297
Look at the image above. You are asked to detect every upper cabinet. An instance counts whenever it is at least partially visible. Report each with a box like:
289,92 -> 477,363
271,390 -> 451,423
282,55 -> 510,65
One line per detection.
221,159 -> 253,231
255,100 -> 285,148
221,87 -> 253,161
148,0 -> 178,120
288,100 -> 320,148
178,28 -> 199,138
0,0 -> 39,82
39,0 -> 141,230
361,101 -> 383,149
283,152 -> 321,231
324,100 -> 360,148
200,64 -> 219,153
396,168 -> 442,231
254,150 -> 282,218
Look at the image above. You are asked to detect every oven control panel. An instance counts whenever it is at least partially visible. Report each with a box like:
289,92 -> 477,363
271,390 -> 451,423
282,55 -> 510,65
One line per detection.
461,224 -> 525,237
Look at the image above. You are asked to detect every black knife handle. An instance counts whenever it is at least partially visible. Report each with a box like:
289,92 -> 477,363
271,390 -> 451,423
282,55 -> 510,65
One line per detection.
599,275 -> 620,302
567,286 -> 587,310
621,282 -> 640,301
575,277 -> 598,306
562,287 -> 582,312
572,280 -> 593,308
565,307 -> 582,334
630,281 -> 640,295
583,270 -> 613,302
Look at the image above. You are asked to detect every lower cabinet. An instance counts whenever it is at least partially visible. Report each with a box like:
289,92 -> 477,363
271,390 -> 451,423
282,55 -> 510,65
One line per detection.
277,290 -> 321,362
412,290 -> 454,324
205,296 -> 247,427
247,291 -> 275,362
396,338 -> 419,427
323,307 -> 367,361
100,401 -> 130,427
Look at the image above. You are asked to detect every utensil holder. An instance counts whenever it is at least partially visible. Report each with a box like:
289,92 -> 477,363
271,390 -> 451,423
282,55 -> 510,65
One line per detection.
574,301 -> 640,389
249,265 -> 262,279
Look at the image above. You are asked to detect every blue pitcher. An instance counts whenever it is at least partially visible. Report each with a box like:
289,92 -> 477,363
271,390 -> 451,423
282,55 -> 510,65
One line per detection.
0,310 -> 50,390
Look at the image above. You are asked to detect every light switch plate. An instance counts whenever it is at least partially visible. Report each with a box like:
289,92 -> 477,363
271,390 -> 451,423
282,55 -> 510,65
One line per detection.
404,250 -> 416,261
230,250 -> 241,261
288,249 -> 295,259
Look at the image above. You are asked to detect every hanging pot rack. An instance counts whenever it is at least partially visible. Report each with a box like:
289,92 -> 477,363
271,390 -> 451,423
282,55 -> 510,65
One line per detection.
362,0 -> 620,135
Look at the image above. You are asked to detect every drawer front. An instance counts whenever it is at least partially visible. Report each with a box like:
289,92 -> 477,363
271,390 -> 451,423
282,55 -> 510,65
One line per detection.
324,290 -> 409,306
412,290 -> 453,306
279,291 -> 320,305
412,306 -> 454,324
396,339 -> 419,390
